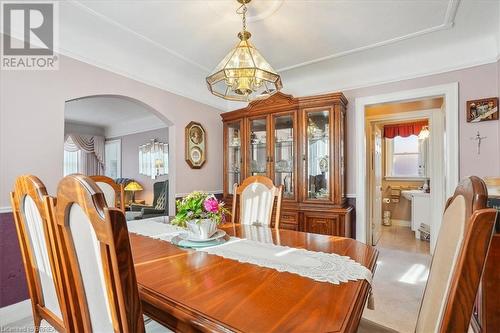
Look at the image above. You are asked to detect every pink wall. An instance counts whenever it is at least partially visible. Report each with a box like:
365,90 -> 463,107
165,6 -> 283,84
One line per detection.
109,127 -> 169,204
0,39 -> 224,208
342,62 -> 500,195
1,33 -> 498,204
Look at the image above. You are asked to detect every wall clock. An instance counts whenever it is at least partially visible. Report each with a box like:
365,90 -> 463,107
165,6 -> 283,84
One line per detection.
185,121 -> 206,169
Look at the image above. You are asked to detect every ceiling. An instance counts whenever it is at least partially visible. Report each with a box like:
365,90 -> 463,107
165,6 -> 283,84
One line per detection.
69,0 -> 454,72
6,0 -> 499,111
65,96 -> 167,137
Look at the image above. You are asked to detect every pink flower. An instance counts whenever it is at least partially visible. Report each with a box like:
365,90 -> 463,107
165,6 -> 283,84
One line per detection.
203,197 -> 219,213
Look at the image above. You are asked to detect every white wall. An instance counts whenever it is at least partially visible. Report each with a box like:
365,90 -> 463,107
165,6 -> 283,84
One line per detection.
0,36 -> 224,208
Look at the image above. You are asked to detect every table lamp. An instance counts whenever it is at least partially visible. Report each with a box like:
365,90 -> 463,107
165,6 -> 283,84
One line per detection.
124,181 -> 143,203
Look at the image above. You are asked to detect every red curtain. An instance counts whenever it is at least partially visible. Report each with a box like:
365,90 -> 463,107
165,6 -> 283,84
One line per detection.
383,121 -> 428,138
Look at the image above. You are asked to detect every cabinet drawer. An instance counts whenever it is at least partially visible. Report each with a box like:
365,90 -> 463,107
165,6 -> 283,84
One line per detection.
273,211 -> 298,230
281,211 -> 298,224
280,222 -> 299,231
304,214 -> 343,236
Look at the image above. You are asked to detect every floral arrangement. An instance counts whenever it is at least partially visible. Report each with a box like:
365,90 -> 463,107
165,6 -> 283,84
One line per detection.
172,191 -> 229,228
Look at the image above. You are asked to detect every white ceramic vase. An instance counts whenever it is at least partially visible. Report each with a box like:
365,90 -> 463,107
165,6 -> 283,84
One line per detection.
186,219 -> 217,240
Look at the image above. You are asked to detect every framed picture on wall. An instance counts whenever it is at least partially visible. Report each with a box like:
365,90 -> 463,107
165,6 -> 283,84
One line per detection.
467,97 -> 499,122
185,121 -> 206,169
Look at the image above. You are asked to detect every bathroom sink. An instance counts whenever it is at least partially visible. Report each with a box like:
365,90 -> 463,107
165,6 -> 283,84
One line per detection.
401,190 -> 430,201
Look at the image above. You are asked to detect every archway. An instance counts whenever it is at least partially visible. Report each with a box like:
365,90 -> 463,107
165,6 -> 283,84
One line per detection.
63,94 -> 175,217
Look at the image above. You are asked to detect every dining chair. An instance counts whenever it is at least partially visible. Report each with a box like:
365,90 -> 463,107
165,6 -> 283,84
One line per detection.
415,176 -> 497,333
46,174 -> 170,332
231,176 -> 283,228
89,175 -> 125,213
10,175 -> 73,332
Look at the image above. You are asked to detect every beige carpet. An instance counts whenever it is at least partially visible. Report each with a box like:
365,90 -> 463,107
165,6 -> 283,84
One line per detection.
361,225 -> 431,332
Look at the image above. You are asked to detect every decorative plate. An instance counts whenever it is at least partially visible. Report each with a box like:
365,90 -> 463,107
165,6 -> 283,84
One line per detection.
171,235 -> 227,249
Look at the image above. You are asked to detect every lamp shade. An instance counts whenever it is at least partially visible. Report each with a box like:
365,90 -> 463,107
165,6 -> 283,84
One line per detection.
124,181 -> 143,192
418,126 -> 430,140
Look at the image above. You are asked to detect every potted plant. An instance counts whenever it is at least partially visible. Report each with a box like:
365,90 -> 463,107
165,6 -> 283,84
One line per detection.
172,191 -> 229,239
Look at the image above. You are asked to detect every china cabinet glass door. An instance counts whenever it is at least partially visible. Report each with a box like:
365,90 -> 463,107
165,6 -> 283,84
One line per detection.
226,121 -> 242,195
305,109 -> 331,201
248,117 -> 268,177
273,114 -> 295,199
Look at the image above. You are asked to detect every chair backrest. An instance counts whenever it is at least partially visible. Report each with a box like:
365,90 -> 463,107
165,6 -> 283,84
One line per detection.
416,176 -> 497,333
47,174 -> 144,333
89,175 -> 125,214
152,180 -> 167,208
10,175 -> 71,332
231,176 -> 283,228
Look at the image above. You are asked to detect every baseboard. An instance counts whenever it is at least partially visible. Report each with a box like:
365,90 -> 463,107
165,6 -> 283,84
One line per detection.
0,206 -> 12,214
0,299 -> 31,326
390,219 -> 411,227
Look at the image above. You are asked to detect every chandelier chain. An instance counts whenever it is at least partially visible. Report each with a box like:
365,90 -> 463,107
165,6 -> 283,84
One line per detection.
237,3 -> 247,32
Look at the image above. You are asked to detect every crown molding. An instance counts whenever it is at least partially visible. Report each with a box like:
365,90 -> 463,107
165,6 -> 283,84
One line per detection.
287,55 -> 499,99
69,0 -> 210,72
278,0 -> 461,71
56,45 -> 227,112
69,0 -> 461,74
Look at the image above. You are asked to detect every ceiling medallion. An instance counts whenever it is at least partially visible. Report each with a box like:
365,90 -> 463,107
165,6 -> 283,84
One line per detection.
206,0 -> 282,102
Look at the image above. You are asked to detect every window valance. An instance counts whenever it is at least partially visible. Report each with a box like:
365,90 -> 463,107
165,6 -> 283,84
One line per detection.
383,121 -> 428,139
64,134 -> 105,175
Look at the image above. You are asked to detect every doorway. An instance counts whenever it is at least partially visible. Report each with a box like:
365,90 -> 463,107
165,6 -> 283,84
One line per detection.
355,83 -> 459,253
356,84 -> 459,331
367,109 -> 434,252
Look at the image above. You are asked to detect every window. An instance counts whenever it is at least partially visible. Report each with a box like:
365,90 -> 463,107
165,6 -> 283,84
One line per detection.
64,150 -> 79,176
385,135 -> 427,179
105,139 -> 121,179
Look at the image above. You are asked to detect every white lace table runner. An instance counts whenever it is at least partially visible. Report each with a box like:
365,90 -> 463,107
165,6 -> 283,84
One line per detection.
127,218 -> 372,285
127,217 -> 185,242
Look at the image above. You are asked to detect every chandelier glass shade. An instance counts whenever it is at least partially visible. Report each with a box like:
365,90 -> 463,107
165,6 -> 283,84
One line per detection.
206,0 -> 282,102
139,139 -> 168,179
418,125 -> 430,140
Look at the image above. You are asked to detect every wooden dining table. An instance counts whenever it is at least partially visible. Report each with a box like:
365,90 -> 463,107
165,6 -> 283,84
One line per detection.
129,222 -> 378,333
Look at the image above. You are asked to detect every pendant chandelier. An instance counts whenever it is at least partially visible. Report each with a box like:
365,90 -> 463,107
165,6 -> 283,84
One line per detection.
206,0 -> 282,102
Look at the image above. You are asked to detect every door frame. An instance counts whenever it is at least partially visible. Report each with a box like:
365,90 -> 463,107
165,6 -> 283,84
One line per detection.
355,83 -> 459,252
369,123 -> 384,245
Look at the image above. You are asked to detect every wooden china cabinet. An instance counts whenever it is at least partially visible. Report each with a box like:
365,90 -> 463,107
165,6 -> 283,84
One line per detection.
221,92 -> 352,237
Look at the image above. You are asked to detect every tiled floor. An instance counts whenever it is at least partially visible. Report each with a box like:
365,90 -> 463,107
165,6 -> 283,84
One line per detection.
378,224 -> 430,254
361,224 -> 432,333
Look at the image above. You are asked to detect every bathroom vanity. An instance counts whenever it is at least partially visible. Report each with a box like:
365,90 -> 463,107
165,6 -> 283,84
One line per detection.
401,190 -> 431,239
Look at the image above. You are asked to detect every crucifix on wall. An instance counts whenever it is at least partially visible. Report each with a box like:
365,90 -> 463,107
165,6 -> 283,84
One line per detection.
470,131 -> 487,155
